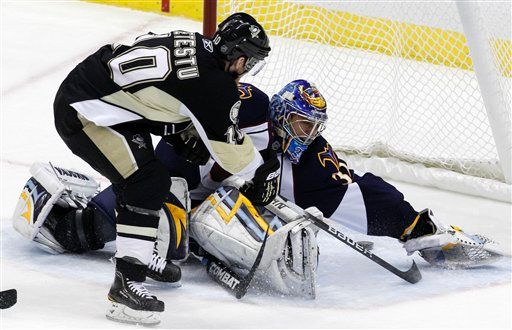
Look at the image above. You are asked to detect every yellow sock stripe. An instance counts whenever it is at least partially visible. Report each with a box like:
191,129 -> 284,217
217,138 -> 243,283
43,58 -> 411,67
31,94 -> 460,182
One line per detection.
400,213 -> 421,241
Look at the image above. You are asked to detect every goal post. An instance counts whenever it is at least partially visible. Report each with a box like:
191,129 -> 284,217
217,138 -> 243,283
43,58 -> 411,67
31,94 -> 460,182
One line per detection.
204,1 -> 511,202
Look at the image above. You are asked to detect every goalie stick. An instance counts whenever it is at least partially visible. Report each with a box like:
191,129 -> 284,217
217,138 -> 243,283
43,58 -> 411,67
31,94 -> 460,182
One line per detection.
206,227 -> 270,299
0,289 -> 17,309
268,196 -> 422,284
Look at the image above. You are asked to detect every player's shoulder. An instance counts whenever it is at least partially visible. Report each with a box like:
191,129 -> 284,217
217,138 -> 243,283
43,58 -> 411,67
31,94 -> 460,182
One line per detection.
237,83 -> 270,128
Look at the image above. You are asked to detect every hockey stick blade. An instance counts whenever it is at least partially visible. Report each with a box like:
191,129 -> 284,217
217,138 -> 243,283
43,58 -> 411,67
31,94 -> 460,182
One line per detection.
0,289 -> 17,309
269,196 -> 422,284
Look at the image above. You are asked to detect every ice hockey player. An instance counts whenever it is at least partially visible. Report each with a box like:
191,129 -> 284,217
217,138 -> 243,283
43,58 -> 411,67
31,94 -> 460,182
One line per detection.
13,80 -> 503,306
49,12 -> 278,325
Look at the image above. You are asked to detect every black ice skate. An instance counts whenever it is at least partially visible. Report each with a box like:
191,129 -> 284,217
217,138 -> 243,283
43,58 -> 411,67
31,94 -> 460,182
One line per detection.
106,271 -> 164,325
147,253 -> 182,283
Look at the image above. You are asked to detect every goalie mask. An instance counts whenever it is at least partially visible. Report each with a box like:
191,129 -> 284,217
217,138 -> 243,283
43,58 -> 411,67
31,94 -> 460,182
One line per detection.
190,186 -> 318,298
213,12 -> 271,75
270,80 -> 328,164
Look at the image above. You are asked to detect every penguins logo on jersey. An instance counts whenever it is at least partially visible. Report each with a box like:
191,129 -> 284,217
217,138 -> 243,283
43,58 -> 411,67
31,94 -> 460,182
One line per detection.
132,134 -> 147,149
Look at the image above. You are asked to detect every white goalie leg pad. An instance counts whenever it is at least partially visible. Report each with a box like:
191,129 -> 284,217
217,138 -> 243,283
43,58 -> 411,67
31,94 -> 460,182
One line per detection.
11,162 -> 100,253
190,187 -> 318,298
403,209 -> 504,268
259,221 -> 318,298
154,177 -> 190,261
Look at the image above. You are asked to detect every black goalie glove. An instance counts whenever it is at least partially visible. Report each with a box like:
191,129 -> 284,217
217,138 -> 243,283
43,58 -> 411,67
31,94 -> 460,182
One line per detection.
240,150 -> 280,206
164,131 -> 210,166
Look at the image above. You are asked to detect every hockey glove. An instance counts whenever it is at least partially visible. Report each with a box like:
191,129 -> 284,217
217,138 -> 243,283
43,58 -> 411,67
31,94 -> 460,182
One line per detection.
164,131 -> 210,166
240,153 -> 280,206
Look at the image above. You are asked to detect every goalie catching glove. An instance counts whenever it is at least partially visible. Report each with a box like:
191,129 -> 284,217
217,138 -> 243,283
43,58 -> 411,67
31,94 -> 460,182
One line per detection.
190,186 -> 318,298
400,209 -> 503,268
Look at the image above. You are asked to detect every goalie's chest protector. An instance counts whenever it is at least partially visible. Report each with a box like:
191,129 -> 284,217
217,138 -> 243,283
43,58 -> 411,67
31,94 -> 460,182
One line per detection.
279,136 -> 349,218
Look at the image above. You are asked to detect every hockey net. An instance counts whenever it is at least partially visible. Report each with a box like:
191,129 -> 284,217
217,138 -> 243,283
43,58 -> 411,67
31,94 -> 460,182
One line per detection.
216,0 -> 511,202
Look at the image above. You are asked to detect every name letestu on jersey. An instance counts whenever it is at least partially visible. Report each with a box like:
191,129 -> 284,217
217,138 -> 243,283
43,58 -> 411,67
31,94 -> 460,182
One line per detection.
173,31 -> 199,80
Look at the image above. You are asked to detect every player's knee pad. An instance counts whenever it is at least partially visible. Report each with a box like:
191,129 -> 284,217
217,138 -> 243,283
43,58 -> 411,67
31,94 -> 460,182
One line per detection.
154,177 -> 190,261
190,187 -> 319,298
12,163 -> 100,253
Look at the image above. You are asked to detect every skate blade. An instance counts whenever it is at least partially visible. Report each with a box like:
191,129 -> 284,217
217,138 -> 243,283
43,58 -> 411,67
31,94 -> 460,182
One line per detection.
106,301 -> 161,326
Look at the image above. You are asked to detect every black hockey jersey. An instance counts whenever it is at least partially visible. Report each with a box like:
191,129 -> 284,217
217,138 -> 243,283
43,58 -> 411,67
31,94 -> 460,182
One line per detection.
58,31 -> 261,178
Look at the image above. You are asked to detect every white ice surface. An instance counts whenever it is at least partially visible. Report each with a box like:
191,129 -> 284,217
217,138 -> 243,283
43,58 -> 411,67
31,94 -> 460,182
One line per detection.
1,2 -> 511,329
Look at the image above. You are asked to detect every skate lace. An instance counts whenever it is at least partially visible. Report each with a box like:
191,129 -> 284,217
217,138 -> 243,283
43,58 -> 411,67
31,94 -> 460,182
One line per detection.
127,281 -> 153,299
148,254 -> 167,274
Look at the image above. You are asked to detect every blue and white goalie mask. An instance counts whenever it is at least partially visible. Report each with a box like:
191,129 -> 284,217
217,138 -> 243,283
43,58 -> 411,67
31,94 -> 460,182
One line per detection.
270,80 -> 328,164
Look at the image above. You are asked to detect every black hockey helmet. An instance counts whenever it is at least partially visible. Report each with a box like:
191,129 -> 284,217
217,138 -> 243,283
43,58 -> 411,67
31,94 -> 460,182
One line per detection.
213,12 -> 271,71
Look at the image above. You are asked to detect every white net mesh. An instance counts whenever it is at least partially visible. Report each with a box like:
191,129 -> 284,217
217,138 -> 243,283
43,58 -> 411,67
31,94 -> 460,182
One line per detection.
219,0 -> 511,188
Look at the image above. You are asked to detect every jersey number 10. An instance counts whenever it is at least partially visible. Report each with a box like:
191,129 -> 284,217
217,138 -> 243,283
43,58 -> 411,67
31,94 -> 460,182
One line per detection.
108,46 -> 172,88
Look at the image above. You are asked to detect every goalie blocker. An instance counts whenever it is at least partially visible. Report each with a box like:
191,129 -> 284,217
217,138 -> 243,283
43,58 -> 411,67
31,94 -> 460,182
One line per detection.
12,163 -> 189,265
190,186 -> 319,298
